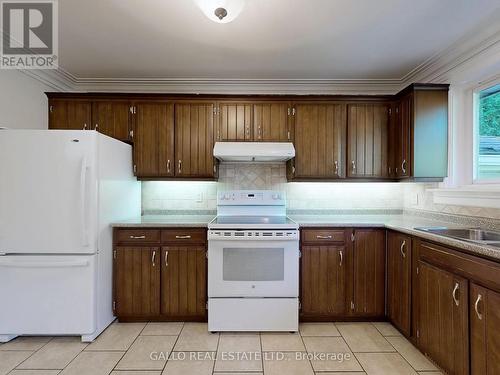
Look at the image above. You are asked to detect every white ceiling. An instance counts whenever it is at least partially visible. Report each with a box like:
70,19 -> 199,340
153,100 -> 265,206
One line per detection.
59,0 -> 500,80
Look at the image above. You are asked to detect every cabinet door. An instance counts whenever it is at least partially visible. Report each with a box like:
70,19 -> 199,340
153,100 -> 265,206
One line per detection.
387,231 -> 411,336
92,101 -> 131,141
114,247 -> 160,317
48,99 -> 91,130
347,104 -> 389,178
387,103 -> 399,178
417,261 -> 469,375
253,103 -> 290,142
301,245 -> 346,317
351,229 -> 385,316
175,103 -> 216,178
397,94 -> 412,178
134,102 -> 175,177
470,283 -> 500,375
161,246 -> 207,318
217,102 -> 252,141
293,103 -> 346,178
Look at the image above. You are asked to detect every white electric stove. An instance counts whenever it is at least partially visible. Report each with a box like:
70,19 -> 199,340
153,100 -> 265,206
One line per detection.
207,191 -> 299,332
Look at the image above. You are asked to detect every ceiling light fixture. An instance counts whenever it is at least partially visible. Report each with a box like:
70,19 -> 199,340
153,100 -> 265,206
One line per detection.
194,0 -> 246,24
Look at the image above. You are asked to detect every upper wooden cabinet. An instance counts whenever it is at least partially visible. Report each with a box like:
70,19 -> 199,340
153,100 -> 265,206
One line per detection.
175,102 -> 217,178
350,229 -> 385,317
291,103 -> 346,179
133,102 -> 174,178
253,102 -> 290,142
392,84 -> 449,179
470,283 -> 500,375
347,103 -> 389,179
387,231 -> 412,336
217,102 -> 253,141
92,101 -> 132,142
48,99 -> 91,131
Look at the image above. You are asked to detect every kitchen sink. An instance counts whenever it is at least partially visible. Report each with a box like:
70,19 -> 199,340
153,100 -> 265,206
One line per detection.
415,227 -> 500,247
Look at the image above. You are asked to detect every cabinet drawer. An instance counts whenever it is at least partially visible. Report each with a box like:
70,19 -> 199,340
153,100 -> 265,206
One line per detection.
161,229 -> 207,244
302,229 -> 346,243
115,229 -> 161,244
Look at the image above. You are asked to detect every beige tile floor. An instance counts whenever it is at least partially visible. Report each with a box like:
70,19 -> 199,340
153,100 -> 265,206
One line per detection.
0,321 -> 444,375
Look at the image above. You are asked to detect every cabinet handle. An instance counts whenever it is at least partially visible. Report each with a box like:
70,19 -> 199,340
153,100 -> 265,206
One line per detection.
334,161 -> 339,176
402,159 -> 407,175
178,160 -> 182,174
316,235 -> 332,239
95,124 -> 99,132
474,294 -> 483,320
257,125 -> 262,139
151,250 -> 156,267
400,240 -> 406,258
452,282 -> 460,306
175,235 -> 192,239
339,250 -> 343,267
129,235 -> 146,239
351,161 -> 356,173
165,250 -> 169,267
167,160 -> 171,173
83,123 -> 87,130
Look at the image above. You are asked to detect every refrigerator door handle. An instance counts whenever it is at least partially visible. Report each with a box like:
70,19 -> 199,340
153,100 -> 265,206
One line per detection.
0,259 -> 90,268
79,157 -> 89,247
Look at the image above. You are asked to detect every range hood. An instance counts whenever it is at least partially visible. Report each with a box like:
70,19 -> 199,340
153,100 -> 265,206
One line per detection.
213,142 -> 295,162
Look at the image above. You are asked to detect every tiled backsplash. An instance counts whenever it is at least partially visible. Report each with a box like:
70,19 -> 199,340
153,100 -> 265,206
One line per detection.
142,163 -> 500,219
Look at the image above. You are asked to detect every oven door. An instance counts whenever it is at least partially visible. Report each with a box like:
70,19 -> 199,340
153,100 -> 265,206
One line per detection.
208,237 -> 299,298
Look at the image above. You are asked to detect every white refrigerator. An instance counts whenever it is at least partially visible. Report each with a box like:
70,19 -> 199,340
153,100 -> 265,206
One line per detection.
0,130 -> 141,342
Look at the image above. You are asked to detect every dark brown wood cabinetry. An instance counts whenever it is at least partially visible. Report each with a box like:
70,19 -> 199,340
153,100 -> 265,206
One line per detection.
350,229 -> 386,317
347,103 -> 389,178
113,246 -> 161,318
292,103 -> 346,179
300,229 -> 347,319
92,101 -> 132,141
49,99 -> 91,130
175,102 -> 216,178
113,228 -> 207,321
253,102 -> 290,141
133,102 -> 175,178
217,102 -> 253,141
416,260 -> 469,375
387,231 -> 412,336
470,283 -> 500,375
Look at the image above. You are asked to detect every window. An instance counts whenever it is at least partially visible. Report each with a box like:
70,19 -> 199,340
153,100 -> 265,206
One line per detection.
474,83 -> 500,182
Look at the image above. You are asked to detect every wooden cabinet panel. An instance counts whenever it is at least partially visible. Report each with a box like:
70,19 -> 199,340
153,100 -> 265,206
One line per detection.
92,101 -> 131,141
347,104 -> 389,178
470,283 -> 500,375
114,247 -> 160,317
253,103 -> 290,142
217,102 -> 252,141
115,229 -> 161,245
161,229 -> 207,244
134,102 -> 174,177
397,94 -> 412,178
302,229 -> 346,244
351,229 -> 385,316
301,245 -> 346,317
416,261 -> 469,375
293,103 -> 346,178
161,246 -> 207,318
387,231 -> 411,336
48,99 -> 91,130
175,103 -> 216,177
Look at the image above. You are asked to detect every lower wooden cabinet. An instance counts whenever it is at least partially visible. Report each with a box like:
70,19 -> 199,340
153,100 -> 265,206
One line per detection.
387,231 -> 411,335
470,283 -> 500,375
113,246 -> 161,317
113,228 -> 207,321
351,229 -> 385,317
416,260 -> 469,375
301,244 -> 346,318
161,246 -> 207,319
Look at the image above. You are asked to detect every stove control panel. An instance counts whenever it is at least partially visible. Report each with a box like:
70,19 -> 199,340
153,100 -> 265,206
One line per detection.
218,190 -> 285,206
208,230 -> 299,240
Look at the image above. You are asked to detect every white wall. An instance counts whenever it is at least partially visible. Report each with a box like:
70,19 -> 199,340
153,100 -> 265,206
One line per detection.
0,70 -> 52,129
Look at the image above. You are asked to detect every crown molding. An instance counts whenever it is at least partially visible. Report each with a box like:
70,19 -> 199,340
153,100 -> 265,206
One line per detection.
18,16 -> 500,95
